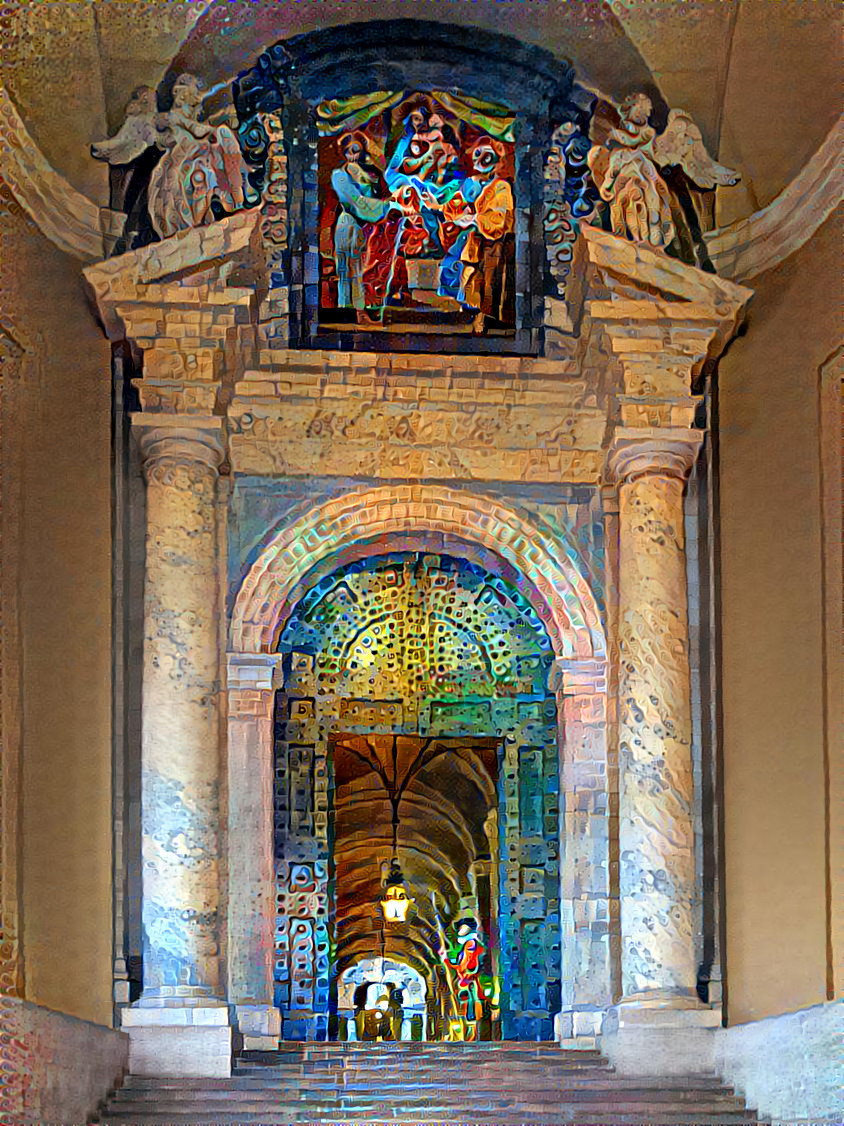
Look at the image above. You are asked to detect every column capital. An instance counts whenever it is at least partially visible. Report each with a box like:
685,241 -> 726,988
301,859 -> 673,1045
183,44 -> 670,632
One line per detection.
606,427 -> 702,487
133,415 -> 226,475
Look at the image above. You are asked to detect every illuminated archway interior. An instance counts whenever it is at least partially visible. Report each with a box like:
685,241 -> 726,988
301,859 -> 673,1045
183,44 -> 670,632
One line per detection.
273,551 -> 562,1040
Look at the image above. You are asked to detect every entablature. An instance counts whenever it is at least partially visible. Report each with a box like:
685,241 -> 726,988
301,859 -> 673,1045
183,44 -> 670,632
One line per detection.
84,214 -> 752,491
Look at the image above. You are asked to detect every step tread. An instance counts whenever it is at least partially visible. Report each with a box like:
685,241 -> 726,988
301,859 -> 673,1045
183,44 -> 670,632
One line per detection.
97,1046 -> 764,1126
99,1112 -> 765,1121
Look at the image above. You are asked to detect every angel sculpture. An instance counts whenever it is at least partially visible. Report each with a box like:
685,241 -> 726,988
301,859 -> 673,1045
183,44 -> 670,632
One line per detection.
91,85 -> 158,168
147,73 -> 249,239
93,74 -> 250,247
587,93 -> 739,265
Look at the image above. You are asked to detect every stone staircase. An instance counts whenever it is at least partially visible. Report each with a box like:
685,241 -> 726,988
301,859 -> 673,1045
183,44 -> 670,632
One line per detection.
95,1042 -> 767,1125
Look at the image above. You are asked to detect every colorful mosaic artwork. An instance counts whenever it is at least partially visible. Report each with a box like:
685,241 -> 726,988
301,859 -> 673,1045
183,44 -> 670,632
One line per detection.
317,93 -> 516,335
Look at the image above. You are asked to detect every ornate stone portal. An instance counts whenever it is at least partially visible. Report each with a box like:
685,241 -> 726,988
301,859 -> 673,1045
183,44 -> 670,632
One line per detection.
84,27 -> 751,1078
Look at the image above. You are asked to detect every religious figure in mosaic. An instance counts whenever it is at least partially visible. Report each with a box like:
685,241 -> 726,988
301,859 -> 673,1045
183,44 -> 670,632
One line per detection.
330,131 -> 422,323
437,137 -> 515,334
385,99 -> 463,211
588,92 -> 739,262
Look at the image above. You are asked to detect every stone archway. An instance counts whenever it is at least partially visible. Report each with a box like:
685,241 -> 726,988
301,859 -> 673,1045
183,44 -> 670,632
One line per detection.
231,483 -> 605,660
226,488 -> 610,1049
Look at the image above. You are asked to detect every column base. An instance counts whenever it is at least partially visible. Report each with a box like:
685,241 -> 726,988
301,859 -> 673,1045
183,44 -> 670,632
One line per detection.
234,1004 -> 281,1051
555,1008 -> 606,1048
122,999 -> 232,1077
600,998 -> 722,1077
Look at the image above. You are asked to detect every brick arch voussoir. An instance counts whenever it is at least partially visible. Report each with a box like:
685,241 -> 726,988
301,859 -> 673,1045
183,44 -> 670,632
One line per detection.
231,486 -> 604,660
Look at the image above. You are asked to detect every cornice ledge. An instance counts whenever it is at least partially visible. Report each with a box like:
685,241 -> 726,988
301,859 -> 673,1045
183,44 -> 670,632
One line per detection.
0,82 -> 104,262
83,209 -> 262,339
579,225 -> 753,361
581,224 -> 753,314
705,114 -> 844,283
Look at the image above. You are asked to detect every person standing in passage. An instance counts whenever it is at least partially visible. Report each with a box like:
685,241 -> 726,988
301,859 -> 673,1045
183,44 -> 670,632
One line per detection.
439,917 -> 487,1040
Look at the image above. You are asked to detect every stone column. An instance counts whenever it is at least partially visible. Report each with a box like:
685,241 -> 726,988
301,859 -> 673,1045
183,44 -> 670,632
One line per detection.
552,658 -> 613,1046
604,428 -> 719,1073
121,416 -> 231,1078
227,652 -> 282,1050
600,485 -> 623,1004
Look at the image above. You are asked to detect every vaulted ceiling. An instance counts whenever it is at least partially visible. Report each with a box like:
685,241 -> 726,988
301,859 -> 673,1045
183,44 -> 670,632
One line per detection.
332,734 -> 498,978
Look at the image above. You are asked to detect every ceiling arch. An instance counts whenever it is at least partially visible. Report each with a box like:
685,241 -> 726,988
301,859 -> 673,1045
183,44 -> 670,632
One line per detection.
167,2 -> 658,109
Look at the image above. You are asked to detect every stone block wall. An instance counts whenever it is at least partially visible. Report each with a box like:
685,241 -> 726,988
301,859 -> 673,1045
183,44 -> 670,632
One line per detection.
5,998 -> 128,1125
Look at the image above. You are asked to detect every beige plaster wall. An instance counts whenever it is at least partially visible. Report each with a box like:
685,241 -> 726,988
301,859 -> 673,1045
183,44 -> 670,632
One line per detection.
718,207 -> 842,1024
1,200 -> 115,1026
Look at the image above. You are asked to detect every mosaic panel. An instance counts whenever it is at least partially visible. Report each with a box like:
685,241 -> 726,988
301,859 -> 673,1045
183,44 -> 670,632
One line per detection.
316,92 -> 516,336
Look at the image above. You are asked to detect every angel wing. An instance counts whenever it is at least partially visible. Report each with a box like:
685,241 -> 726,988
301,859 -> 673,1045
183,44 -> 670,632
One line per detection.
91,89 -> 159,165
651,109 -> 740,188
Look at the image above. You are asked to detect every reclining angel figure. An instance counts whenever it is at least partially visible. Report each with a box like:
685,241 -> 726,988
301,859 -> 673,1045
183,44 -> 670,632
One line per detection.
587,92 -> 739,266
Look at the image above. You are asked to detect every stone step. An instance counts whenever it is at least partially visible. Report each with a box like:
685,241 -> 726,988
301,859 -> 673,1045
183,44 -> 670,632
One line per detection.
233,1065 -> 618,1080
244,1041 -> 581,1051
240,1040 -> 589,1058
119,1075 -> 732,1093
242,1042 -> 581,1053
95,1046 -> 767,1126
109,1087 -> 747,1106
103,1092 -> 754,1112
235,1058 -> 616,1076
98,1111 -> 765,1126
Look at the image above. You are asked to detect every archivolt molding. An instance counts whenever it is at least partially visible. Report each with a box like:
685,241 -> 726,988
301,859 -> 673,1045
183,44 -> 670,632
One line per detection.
705,114 -> 844,282
0,82 -> 104,262
231,485 -> 605,661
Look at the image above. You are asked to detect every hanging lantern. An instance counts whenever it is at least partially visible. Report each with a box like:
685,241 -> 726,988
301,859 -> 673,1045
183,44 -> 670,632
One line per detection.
381,857 -> 412,923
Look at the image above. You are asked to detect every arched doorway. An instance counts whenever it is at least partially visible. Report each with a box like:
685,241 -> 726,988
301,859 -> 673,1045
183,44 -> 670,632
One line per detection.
273,552 -> 561,1041
226,484 -> 609,1051
338,958 -> 429,1041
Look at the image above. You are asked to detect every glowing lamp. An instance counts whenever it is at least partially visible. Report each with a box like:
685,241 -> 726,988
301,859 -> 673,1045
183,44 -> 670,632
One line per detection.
381,857 -> 412,923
